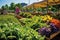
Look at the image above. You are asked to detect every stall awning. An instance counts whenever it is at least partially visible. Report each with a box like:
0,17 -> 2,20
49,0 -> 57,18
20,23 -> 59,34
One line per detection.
26,0 -> 60,8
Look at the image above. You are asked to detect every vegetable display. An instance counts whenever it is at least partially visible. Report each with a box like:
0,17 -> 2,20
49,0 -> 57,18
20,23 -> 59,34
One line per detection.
19,12 -> 32,18
0,23 -> 45,40
0,13 -> 60,40
19,16 -> 49,30
0,15 -> 45,40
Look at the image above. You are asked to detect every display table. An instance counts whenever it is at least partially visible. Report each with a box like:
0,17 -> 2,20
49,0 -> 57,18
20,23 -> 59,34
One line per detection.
50,31 -> 60,39
46,31 -> 60,40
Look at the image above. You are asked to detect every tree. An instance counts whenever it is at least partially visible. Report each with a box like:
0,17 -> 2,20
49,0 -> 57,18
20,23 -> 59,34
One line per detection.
9,3 -> 15,10
5,4 -> 9,10
15,3 -> 22,9
1,6 -> 5,9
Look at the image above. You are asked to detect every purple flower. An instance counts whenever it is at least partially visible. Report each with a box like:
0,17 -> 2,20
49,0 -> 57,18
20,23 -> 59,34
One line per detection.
50,23 -> 58,33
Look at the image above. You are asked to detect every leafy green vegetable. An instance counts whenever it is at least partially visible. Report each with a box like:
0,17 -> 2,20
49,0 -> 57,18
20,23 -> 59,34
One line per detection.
19,16 -> 49,30
0,15 -> 45,40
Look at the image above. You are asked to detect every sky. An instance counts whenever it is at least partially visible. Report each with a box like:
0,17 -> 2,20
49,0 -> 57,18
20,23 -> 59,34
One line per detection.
0,0 -> 43,7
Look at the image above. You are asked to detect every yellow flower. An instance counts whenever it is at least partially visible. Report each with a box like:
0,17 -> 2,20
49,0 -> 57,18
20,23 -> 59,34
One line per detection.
43,18 -> 47,21
49,17 -> 52,20
41,15 -> 53,22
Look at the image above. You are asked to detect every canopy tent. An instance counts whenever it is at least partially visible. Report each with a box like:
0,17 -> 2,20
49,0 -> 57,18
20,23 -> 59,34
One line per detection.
26,0 -> 60,8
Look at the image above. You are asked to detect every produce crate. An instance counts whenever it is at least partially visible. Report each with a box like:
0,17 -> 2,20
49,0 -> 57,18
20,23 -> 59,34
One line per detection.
50,31 -> 60,40
46,31 -> 60,40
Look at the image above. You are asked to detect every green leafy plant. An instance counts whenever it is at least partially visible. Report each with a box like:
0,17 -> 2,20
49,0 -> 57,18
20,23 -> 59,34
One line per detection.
0,15 -> 45,40
19,12 -> 32,18
19,15 -> 49,30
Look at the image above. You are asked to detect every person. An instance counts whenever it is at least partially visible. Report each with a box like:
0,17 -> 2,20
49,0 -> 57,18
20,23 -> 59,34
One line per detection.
15,6 -> 20,15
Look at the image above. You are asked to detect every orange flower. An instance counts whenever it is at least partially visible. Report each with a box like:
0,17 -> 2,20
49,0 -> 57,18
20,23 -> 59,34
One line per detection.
50,19 -> 60,28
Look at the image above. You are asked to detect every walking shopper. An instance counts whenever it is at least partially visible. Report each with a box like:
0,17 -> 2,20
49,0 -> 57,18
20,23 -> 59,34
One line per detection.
15,6 -> 20,15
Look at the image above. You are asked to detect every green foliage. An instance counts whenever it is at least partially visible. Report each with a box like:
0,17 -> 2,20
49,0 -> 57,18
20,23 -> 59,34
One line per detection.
51,13 -> 60,20
15,3 -> 22,9
0,15 -> 45,40
0,23 -> 45,40
1,2 -> 22,11
5,4 -> 9,10
1,6 -> 5,9
19,15 -> 49,30
36,8 -> 42,12
20,12 -> 32,18
0,15 -> 20,24
9,3 -> 15,10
